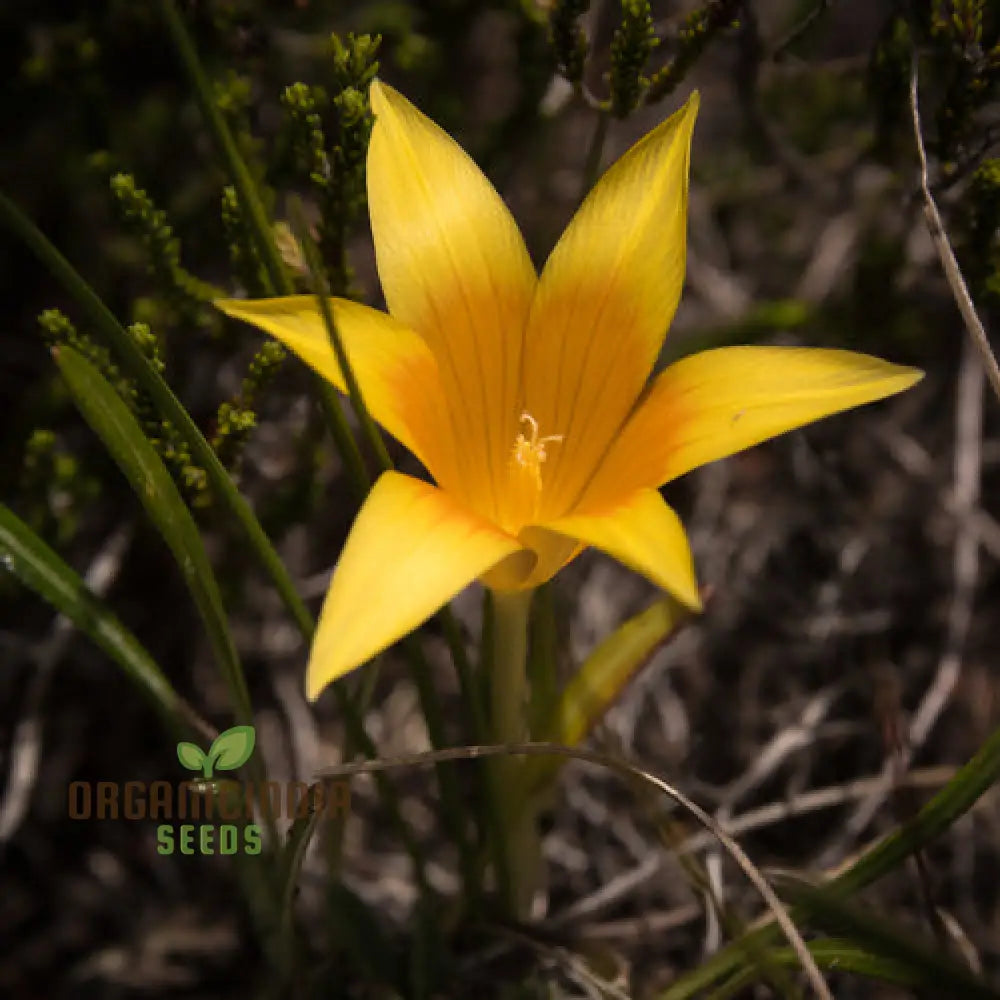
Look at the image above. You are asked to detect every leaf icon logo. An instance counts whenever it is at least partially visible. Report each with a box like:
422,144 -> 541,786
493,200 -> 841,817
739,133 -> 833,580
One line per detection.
176,725 -> 256,779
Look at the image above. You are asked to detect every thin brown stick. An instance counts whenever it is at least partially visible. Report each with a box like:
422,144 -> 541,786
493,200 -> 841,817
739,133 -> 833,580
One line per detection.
318,741 -> 833,1000
909,54 -> 1000,403
542,765 -> 958,930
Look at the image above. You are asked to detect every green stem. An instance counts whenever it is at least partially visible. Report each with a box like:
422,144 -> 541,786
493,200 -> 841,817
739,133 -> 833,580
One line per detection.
479,592 -> 511,908
579,110 -> 610,203
289,197 -> 393,473
158,0 -> 288,297
489,587 -> 538,919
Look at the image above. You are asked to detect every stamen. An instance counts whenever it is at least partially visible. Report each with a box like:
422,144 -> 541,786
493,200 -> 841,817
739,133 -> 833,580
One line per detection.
511,411 -> 563,492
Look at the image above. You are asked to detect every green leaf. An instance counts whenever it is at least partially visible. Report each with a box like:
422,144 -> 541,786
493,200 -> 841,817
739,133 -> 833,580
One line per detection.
276,783 -> 326,973
0,501 -> 211,740
53,346 -> 252,726
711,939 -> 960,999
209,725 -> 256,771
158,0 -> 290,297
773,876 -> 1000,999
526,595 -> 690,792
325,883 -> 398,988
177,741 -> 206,771
658,718 -> 1000,998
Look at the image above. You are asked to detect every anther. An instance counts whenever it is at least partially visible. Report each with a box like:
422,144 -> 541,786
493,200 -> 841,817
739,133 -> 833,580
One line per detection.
511,412 -> 563,491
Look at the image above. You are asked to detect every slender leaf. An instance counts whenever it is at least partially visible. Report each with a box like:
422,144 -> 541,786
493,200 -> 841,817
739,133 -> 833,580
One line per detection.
325,883 -> 399,988
0,502 -> 212,740
710,939 -> 958,999
659,718 -> 1000,998
289,197 -> 392,472
272,781 -> 393,992
157,0 -> 290,297
276,782 -> 326,979
526,595 -> 689,792
774,876 -> 1000,999
54,346 -> 252,726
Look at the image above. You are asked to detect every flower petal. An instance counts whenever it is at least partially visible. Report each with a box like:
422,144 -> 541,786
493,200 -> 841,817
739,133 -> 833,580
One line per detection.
306,471 -> 529,699
541,489 -> 701,610
216,296 -> 457,488
520,93 -> 699,520
480,528 -> 582,591
367,81 -> 537,522
584,346 -> 924,505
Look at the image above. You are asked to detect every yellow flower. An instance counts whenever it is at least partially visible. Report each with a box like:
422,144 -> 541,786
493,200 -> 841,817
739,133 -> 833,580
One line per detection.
218,82 -> 922,700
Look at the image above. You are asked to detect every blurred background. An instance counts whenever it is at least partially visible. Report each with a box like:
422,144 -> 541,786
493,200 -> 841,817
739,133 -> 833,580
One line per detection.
2,0 -> 999,996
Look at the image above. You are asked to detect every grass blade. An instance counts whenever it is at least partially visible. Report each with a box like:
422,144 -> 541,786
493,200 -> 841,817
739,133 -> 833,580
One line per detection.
53,345 -> 252,726
525,595 -> 690,792
658,718 -> 1000,998
711,939 -> 964,999
0,502 -> 212,741
773,876 -> 1000,999
157,0 -> 289,296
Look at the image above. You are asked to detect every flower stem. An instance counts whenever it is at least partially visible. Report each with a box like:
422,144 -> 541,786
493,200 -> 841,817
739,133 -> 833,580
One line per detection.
579,109 -> 610,203
489,587 -> 538,919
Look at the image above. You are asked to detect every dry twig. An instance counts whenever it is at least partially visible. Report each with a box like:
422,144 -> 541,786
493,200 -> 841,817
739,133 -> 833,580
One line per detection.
909,55 -> 1000,403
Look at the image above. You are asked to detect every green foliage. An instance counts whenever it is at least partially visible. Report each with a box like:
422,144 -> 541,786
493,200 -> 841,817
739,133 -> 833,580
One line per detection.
109,172 -> 219,313
37,308 -> 209,503
281,83 -> 331,192
211,338 -> 286,472
922,0 -> 1000,159
646,0 -> 741,103
0,501 -> 210,739
17,428 -> 99,546
222,183 -> 270,295
214,69 -> 270,194
279,34 -> 380,294
549,0 -> 590,85
969,158 -> 1000,303
869,15 -> 912,159
38,308 -> 129,401
54,344 -> 252,725
609,0 -> 658,117
331,32 -> 381,91
119,320 -> 210,502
